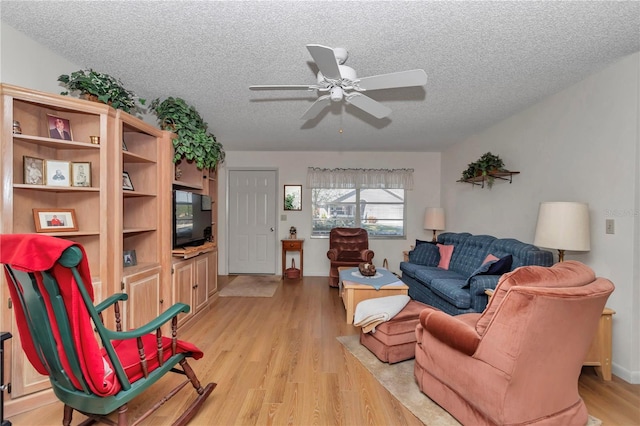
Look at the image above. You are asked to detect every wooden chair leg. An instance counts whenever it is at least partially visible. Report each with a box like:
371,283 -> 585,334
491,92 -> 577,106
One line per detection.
63,404 -> 73,426
171,359 -> 216,426
117,404 -> 128,426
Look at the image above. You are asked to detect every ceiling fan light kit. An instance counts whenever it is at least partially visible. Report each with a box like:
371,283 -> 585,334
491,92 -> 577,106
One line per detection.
250,44 -> 427,121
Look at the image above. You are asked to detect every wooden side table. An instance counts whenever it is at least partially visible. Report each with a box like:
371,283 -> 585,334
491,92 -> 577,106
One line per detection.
281,239 -> 304,279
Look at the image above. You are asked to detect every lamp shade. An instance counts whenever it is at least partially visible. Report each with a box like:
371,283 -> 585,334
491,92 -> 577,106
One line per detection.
424,207 -> 445,231
534,202 -> 591,252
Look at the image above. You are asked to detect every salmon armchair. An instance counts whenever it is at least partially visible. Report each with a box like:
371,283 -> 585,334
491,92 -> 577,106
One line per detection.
327,227 -> 374,287
414,261 -> 614,425
0,234 -> 215,426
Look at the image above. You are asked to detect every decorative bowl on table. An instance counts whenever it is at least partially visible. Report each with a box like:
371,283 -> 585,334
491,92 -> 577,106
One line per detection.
358,262 -> 376,276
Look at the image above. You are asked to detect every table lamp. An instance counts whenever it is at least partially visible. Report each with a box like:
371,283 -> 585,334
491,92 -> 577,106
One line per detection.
533,201 -> 590,262
424,207 -> 445,242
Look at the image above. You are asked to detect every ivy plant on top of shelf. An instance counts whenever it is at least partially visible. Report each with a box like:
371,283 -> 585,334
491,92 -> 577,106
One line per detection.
57,69 -> 146,114
150,97 -> 225,171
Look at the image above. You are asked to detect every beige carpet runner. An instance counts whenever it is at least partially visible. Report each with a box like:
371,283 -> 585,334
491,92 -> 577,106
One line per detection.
219,275 -> 280,297
337,334 -> 602,426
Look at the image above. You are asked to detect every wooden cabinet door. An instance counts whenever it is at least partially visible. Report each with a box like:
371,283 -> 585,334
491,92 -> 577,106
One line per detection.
208,249 -> 218,297
172,260 -> 194,326
123,267 -> 161,330
194,256 -> 209,312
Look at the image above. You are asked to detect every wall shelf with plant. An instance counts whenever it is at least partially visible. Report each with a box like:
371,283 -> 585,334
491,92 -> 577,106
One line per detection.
457,152 -> 519,189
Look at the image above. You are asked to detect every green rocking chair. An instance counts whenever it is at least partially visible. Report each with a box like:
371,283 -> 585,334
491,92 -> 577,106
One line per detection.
0,234 -> 215,425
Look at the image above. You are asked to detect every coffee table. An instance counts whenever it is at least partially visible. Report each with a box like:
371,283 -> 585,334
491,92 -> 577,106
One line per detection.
338,268 -> 409,324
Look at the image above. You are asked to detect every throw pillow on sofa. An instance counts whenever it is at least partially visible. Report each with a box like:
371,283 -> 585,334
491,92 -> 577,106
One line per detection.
463,254 -> 513,288
437,244 -> 454,269
409,243 -> 440,266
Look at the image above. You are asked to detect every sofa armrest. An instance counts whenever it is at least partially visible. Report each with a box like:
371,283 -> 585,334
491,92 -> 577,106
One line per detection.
420,309 -> 480,356
468,274 -> 501,311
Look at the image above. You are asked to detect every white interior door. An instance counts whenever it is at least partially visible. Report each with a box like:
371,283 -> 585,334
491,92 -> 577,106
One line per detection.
228,169 -> 277,274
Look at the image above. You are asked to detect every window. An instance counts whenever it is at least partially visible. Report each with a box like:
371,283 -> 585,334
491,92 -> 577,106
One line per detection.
307,167 -> 412,239
311,188 -> 405,237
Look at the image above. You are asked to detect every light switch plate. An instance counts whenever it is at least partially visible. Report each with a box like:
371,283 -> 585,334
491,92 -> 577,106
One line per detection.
606,219 -> 614,234
281,214 -> 287,221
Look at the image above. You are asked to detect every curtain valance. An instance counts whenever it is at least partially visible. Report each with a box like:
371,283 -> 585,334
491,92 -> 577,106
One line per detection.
306,167 -> 414,190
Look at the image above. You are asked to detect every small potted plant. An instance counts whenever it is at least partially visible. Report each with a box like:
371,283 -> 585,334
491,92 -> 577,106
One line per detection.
460,152 -> 506,188
150,97 -> 225,170
58,69 -> 146,114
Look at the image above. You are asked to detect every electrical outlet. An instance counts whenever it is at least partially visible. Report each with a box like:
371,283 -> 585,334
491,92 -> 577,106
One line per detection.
606,219 -> 615,234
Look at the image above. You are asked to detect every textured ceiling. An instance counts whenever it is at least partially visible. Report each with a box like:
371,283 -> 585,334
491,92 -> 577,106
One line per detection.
1,1 -> 639,152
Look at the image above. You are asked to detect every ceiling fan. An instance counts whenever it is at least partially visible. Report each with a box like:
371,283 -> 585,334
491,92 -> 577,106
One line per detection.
250,44 -> 428,120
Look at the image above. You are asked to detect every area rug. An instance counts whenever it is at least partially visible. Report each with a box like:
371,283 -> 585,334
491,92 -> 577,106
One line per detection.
218,274 -> 280,297
337,335 -> 602,426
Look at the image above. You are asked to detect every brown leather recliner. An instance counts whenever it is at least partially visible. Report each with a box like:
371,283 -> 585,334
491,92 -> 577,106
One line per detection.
327,227 -> 374,287
414,261 -> 614,425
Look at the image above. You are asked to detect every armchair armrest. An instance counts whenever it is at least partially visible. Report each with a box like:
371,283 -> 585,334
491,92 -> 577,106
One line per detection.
102,303 -> 191,340
327,248 -> 339,261
420,309 -> 480,356
361,249 -> 374,262
95,292 -> 128,314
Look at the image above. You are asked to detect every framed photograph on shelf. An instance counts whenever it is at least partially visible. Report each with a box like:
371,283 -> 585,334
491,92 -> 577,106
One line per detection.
23,156 -> 44,185
122,171 -> 134,191
45,159 -> 71,187
122,139 -> 128,151
71,162 -> 91,187
33,208 -> 78,233
46,114 -> 73,141
123,250 -> 137,267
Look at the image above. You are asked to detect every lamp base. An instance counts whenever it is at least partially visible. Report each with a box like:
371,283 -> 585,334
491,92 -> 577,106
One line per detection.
432,230 -> 437,242
557,249 -> 565,262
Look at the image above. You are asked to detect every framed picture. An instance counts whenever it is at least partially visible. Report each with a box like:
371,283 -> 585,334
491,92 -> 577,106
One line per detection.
71,162 -> 91,187
33,208 -> 78,232
45,159 -> 71,187
23,156 -> 44,185
122,171 -> 134,191
47,114 -> 73,141
122,139 -> 128,151
123,250 -> 137,267
284,185 -> 302,211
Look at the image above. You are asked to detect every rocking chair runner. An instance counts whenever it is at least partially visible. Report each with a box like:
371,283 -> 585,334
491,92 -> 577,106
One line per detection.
0,234 -> 215,425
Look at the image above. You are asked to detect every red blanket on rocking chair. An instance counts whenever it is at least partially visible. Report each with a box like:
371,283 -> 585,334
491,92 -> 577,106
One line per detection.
0,234 -> 202,396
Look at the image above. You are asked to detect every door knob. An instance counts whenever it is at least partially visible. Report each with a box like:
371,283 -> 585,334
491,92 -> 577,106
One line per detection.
270,227 -> 274,232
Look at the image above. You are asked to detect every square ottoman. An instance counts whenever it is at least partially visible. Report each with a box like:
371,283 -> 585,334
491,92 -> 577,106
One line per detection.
360,299 -> 429,363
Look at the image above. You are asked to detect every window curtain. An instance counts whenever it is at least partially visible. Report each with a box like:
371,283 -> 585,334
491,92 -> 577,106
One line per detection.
306,167 -> 414,190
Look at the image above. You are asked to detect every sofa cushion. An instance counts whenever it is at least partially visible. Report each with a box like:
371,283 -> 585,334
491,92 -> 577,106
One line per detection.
416,239 -> 436,246
429,279 -> 471,309
437,244 -> 455,269
415,268 -> 467,288
409,243 -> 440,266
399,262 -> 431,279
476,260 -> 596,335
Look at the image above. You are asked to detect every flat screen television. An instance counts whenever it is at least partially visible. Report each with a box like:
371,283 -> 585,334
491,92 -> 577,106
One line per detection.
173,189 -> 212,249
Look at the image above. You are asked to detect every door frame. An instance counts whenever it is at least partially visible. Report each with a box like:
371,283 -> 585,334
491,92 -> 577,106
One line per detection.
225,167 -> 279,275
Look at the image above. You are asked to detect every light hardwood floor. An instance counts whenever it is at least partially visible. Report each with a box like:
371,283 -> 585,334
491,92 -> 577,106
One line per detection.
7,275 -> 640,425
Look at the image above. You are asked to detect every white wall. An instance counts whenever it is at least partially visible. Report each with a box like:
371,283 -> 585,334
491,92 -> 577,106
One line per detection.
218,151 -> 441,277
441,52 -> 640,383
1,23 -> 80,93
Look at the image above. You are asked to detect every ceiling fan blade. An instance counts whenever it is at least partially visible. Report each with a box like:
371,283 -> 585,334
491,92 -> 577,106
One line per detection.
306,44 -> 341,80
357,69 -> 427,91
250,85 -> 316,90
301,95 -> 331,120
345,93 -> 392,119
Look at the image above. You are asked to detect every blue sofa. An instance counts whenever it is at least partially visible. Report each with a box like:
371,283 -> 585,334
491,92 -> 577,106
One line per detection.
400,232 -> 553,315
